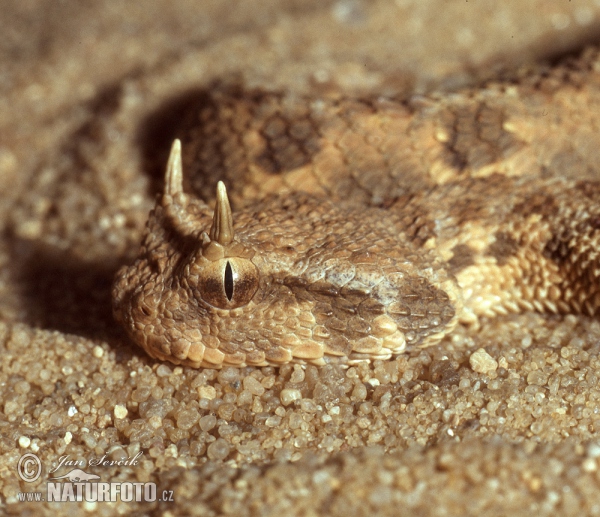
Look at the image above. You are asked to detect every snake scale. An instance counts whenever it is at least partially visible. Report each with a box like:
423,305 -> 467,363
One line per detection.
112,60 -> 600,368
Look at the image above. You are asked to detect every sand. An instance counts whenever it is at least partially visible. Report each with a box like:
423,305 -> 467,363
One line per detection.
2,1 -> 600,515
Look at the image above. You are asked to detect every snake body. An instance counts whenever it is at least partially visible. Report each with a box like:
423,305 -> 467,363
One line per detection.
112,85 -> 600,368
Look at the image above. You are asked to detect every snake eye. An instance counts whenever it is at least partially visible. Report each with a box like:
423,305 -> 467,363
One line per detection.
196,257 -> 259,309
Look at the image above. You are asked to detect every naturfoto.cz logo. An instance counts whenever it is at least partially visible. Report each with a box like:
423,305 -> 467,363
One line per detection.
16,452 -> 174,503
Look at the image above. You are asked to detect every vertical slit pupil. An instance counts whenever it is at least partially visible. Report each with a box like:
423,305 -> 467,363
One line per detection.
224,261 -> 234,301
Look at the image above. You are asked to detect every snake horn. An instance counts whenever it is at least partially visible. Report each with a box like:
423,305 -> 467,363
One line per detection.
164,139 -> 183,198
209,181 -> 234,245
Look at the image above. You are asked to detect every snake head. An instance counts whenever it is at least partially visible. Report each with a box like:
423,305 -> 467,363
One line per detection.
113,140 -> 459,368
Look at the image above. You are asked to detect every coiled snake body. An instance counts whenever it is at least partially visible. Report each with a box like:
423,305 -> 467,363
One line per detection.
112,91 -> 600,368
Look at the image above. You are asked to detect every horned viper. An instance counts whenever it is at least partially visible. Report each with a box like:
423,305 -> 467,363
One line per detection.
112,69 -> 600,368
